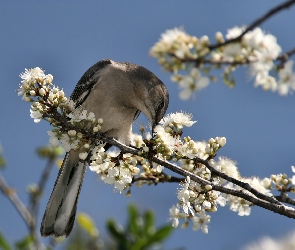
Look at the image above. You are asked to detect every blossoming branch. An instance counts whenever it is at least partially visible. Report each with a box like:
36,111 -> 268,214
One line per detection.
18,67 -> 295,234
150,26 -> 295,99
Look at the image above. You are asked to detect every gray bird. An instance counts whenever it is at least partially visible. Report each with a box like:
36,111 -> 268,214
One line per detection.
40,59 -> 169,237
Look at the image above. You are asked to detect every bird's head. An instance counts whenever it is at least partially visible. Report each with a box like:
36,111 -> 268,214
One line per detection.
114,61 -> 169,130
129,65 -> 169,130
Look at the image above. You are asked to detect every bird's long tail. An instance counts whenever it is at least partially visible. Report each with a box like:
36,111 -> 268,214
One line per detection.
40,149 -> 87,237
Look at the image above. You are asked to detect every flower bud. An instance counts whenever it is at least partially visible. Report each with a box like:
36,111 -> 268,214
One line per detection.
61,97 -> 67,103
282,179 -> 289,185
58,90 -> 65,98
68,130 -> 76,137
79,152 -> 88,160
209,138 -> 215,144
194,205 -> 201,212
93,126 -> 99,133
39,88 -> 46,96
143,146 -> 149,152
200,35 -> 210,46
48,93 -> 55,102
181,221 -> 189,229
45,74 -> 53,84
215,31 -> 224,43
211,206 -> 217,212
262,178 -> 271,188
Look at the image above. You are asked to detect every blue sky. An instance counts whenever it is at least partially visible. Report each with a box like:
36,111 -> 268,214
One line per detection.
1,1 -> 295,249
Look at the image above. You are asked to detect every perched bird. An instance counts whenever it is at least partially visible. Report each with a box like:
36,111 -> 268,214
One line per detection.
40,59 -> 169,237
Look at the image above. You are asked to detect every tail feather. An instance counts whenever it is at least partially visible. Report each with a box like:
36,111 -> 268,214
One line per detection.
41,150 -> 87,237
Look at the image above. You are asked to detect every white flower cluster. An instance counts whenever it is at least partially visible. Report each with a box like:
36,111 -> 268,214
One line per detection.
89,146 -> 140,192
170,177 -> 225,234
150,27 -> 295,98
223,26 -> 292,94
19,67 -> 103,155
171,67 -> 210,100
221,175 -> 272,217
170,147 -> 274,233
18,67 -> 68,123
47,110 -> 103,153
261,166 -> 295,193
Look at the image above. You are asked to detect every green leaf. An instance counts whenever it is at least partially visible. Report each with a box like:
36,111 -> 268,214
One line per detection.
143,210 -> 155,236
0,232 -> 11,250
15,235 -> 33,250
146,225 -> 174,246
77,212 -> 99,238
127,204 -> 139,235
107,219 -> 127,246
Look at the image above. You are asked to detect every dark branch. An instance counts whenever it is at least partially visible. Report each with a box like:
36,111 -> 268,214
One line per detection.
209,0 -> 295,50
98,136 -> 295,219
132,175 -> 183,184
193,157 -> 282,206
275,193 -> 295,206
276,46 -> 295,68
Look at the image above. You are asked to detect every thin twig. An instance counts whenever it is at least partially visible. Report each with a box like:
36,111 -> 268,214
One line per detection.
193,157 -> 282,206
29,158 -> 55,218
209,0 -> 295,50
132,174 -> 184,184
0,173 -> 44,249
0,173 -> 35,227
275,193 -> 295,206
276,46 -> 295,68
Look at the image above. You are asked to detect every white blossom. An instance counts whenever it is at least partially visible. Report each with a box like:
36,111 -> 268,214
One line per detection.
154,125 -> 178,150
191,210 -> 211,233
229,196 -> 251,216
47,131 -> 59,147
160,27 -> 188,45
169,205 -> 180,228
67,109 -> 87,122
174,68 -> 210,100
226,26 -> 245,39
30,109 -> 43,123
223,43 -> 243,62
19,67 -> 45,85
177,140 -> 208,160
79,152 -> 88,160
68,130 -> 77,137
241,176 -> 272,197
39,88 -> 46,96
214,157 -> 240,183
60,133 -> 79,152
254,72 -> 277,92
160,112 -> 196,128
277,60 -> 295,95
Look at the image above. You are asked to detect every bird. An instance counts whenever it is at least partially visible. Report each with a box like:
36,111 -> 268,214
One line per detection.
40,59 -> 169,237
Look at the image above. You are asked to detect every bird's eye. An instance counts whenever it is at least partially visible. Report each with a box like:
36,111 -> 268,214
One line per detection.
157,101 -> 164,111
